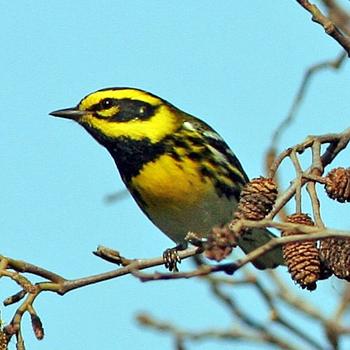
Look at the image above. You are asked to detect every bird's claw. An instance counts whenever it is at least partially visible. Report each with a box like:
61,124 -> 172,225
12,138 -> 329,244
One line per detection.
163,248 -> 181,272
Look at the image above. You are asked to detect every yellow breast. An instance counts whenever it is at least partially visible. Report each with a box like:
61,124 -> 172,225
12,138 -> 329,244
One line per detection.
131,154 -> 212,208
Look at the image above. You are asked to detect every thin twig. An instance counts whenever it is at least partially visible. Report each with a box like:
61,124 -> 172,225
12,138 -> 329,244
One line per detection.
132,220 -> 350,282
289,150 -> 303,213
252,276 -> 324,349
209,281 -> 299,350
267,270 -> 327,321
322,0 -> 350,36
306,141 -> 325,227
332,284 -> 350,323
296,0 -> 350,56
268,128 -> 350,219
137,312 -> 295,349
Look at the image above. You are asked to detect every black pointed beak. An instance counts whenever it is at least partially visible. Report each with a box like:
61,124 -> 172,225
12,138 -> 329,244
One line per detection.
49,107 -> 86,120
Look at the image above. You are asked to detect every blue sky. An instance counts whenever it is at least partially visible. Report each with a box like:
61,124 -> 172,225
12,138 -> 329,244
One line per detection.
1,1 -> 350,349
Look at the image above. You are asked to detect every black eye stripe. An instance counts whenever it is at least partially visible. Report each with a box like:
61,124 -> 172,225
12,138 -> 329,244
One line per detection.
111,99 -> 157,122
84,98 -> 158,121
86,98 -> 117,112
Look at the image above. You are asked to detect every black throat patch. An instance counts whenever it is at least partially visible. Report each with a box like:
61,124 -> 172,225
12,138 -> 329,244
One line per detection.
103,136 -> 166,183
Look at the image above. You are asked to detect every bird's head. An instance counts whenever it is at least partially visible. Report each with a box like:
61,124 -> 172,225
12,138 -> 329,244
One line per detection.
50,87 -> 183,145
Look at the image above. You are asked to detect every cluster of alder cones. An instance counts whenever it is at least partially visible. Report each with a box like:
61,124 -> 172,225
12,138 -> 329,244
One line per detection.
205,168 -> 350,291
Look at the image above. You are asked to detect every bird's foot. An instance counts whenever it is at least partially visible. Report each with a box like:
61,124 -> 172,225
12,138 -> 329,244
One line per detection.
163,243 -> 187,272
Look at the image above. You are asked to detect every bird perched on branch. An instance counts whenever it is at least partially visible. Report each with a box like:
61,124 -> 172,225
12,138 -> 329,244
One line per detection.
50,87 -> 283,271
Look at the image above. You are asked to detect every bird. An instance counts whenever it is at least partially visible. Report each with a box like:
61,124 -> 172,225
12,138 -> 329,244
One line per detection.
50,87 -> 284,271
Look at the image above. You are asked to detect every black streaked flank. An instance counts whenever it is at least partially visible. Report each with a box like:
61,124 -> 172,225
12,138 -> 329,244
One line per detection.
169,149 -> 182,161
199,165 -> 242,199
199,166 -> 213,178
186,135 -> 206,146
172,137 -> 191,149
206,137 -> 249,183
187,151 -> 204,161
213,178 -> 241,200
173,124 -> 248,199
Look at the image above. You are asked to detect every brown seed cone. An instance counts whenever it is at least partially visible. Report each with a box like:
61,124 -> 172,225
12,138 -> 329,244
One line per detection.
235,177 -> 278,221
0,331 -> 7,350
320,238 -> 350,281
204,226 -> 237,261
31,314 -> 44,340
282,213 -> 321,291
325,167 -> 350,203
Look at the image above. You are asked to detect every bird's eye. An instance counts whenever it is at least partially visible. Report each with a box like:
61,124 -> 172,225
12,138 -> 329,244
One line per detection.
101,98 -> 114,109
139,106 -> 147,116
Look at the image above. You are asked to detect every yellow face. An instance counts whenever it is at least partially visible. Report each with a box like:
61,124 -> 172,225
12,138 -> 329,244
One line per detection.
51,87 -> 183,144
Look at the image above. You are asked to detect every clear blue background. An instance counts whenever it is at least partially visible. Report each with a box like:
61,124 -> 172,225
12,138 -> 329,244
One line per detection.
1,1 -> 350,349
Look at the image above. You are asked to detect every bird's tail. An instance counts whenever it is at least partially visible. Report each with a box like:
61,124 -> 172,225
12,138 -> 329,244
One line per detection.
237,228 -> 285,269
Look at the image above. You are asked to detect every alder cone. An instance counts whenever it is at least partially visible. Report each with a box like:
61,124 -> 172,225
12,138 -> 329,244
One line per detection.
235,177 -> 278,221
325,167 -> 350,203
320,238 -> 350,281
282,213 -> 321,291
205,226 -> 237,262
228,177 -> 278,248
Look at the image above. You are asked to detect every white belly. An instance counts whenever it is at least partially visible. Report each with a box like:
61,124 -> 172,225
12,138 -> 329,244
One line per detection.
145,190 -> 236,243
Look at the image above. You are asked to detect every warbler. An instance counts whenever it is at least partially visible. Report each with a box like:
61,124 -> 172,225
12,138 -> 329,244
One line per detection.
50,87 -> 283,270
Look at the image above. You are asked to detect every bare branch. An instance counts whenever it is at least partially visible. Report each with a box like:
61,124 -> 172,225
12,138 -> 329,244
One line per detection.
296,0 -> 350,55
131,220 -> 350,282
267,270 -> 327,322
137,312 -> 296,349
267,127 -> 350,219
